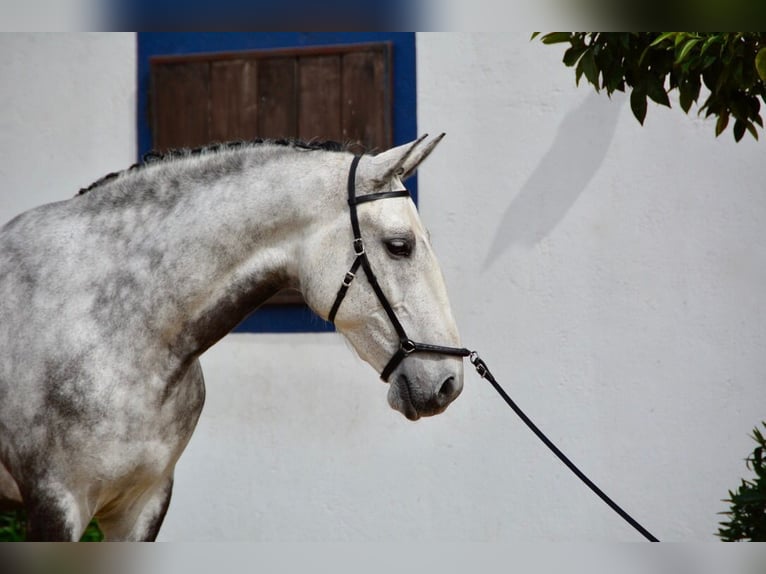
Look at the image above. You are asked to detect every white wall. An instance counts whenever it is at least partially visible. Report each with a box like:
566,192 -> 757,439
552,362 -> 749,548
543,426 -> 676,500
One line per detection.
2,33 -> 765,542
0,33 -> 136,225
414,32 -> 766,541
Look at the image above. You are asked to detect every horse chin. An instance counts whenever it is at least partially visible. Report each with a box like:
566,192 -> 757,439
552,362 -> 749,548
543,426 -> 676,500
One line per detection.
387,379 -> 421,421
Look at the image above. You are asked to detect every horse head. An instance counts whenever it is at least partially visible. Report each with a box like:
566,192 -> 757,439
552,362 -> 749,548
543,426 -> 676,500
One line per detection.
301,135 -> 465,420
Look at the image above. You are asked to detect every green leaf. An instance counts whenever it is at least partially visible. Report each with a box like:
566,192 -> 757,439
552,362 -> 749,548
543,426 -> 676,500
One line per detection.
605,64 -> 625,93
676,38 -> 701,64
733,59 -> 745,87
678,76 -> 700,113
650,32 -> 677,47
541,32 -> 572,45
679,90 -> 693,113
575,61 -> 584,86
679,89 -> 694,113
701,53 -> 718,70
563,45 -> 586,67
630,88 -> 648,125
756,47 -> 766,82
746,121 -> 759,140
715,111 -> 730,136
646,74 -> 671,107
530,32 -> 541,41
579,50 -> 600,88
700,35 -> 720,55
701,93 -> 718,117
733,119 -> 746,141
729,94 -> 750,123
638,44 -> 653,67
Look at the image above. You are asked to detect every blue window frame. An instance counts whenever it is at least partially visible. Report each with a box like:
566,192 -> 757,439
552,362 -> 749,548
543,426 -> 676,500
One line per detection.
137,33 -> 417,333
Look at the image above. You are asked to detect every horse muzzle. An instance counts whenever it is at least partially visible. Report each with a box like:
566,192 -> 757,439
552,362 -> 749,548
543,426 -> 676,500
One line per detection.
387,363 -> 464,421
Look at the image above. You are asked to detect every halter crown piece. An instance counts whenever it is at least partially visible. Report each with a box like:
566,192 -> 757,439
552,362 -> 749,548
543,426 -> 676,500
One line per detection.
328,155 -> 471,381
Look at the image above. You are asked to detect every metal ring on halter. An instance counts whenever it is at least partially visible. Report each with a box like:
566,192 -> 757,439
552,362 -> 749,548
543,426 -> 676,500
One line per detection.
401,339 -> 417,355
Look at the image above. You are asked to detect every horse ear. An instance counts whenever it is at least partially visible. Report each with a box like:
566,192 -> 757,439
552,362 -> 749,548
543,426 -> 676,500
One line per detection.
369,133 -> 445,184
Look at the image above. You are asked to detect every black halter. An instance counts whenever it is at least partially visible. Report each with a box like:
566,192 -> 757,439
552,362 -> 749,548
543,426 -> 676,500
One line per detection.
327,156 -> 660,542
328,155 -> 471,381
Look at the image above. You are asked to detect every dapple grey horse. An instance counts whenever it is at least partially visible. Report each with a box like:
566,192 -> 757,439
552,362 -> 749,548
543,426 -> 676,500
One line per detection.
0,135 -> 465,540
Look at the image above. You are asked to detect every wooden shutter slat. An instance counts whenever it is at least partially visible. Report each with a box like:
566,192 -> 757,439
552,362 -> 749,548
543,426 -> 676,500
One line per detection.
297,55 -> 342,142
210,60 -> 258,142
257,57 -> 297,139
342,50 -> 390,150
151,62 -> 210,151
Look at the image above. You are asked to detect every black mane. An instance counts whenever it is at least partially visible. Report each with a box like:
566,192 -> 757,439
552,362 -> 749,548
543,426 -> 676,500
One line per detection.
77,138 -> 354,196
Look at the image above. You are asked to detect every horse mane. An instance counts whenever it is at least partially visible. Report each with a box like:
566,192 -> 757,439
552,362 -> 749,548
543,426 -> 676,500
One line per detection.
76,138 -> 359,196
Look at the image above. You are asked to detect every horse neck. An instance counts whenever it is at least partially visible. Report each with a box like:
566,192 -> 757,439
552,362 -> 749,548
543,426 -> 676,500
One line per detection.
86,148 -> 348,360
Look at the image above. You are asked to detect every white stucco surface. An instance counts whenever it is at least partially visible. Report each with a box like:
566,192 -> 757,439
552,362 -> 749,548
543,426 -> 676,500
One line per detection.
1,33 -> 764,542
0,33 -> 136,224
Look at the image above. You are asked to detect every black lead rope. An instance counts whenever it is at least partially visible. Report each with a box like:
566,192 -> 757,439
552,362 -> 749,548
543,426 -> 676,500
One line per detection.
331,155 -> 658,541
467,351 -> 660,542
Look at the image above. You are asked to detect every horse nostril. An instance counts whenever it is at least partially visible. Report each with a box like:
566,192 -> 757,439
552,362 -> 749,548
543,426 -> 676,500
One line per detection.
437,376 -> 460,404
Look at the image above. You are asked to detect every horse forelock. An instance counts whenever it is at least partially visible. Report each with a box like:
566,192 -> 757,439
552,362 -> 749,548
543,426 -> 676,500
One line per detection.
76,138 -> 361,197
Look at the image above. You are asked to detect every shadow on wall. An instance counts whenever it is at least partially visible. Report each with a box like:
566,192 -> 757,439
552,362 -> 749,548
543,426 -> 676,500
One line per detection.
483,91 -> 625,270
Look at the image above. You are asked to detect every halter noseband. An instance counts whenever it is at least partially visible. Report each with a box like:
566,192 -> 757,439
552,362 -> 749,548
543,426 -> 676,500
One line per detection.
328,155 -> 471,382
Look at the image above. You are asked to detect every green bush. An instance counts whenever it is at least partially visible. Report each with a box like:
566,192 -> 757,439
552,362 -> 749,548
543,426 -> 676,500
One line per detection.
0,509 -> 103,541
0,510 -> 25,542
534,32 -> 766,141
718,422 -> 766,541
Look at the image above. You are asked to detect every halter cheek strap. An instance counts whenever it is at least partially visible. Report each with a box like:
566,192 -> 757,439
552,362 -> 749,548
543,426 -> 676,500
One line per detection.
328,155 -> 471,382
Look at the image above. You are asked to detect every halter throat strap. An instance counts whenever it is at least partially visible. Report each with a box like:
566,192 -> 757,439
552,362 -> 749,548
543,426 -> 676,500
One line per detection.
328,155 -> 470,382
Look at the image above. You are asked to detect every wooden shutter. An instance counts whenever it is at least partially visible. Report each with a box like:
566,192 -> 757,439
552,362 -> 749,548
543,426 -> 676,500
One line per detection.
150,43 -> 391,152
149,43 -> 392,306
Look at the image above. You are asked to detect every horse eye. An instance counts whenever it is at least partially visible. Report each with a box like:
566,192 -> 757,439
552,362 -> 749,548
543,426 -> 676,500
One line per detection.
384,238 -> 412,258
